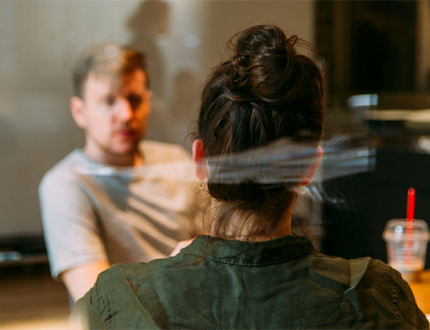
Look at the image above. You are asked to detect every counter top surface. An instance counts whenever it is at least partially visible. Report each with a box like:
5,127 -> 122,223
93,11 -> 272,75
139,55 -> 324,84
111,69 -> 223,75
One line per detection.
408,270 -> 430,316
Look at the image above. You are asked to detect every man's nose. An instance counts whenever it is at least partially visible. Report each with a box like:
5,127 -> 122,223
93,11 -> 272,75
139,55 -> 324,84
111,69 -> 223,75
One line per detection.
116,99 -> 134,121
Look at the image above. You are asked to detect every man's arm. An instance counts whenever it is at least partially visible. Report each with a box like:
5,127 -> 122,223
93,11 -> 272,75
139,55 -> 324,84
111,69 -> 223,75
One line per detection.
39,167 -> 110,301
61,261 -> 110,302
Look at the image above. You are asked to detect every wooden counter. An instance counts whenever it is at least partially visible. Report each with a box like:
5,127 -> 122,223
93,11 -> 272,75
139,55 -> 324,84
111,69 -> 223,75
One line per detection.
407,270 -> 430,315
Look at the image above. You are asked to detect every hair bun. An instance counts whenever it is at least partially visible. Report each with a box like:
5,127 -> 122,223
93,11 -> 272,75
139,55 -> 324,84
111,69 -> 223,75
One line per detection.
234,25 -> 291,61
226,25 -> 300,104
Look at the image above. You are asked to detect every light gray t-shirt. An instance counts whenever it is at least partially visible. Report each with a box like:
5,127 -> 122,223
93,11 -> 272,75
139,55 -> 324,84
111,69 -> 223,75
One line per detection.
39,140 -> 201,278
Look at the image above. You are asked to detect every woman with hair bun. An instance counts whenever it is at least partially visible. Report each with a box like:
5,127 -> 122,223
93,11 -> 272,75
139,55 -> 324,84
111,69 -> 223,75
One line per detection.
72,25 -> 428,329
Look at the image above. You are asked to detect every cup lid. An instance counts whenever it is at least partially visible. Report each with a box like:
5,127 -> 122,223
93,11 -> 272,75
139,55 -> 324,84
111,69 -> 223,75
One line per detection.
382,219 -> 430,241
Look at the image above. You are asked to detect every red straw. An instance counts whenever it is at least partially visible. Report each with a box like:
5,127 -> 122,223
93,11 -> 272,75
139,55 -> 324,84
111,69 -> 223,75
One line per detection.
407,188 -> 415,221
406,188 -> 415,264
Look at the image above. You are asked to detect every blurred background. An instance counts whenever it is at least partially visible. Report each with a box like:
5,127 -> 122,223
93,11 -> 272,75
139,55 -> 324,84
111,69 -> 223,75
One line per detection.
1,0 -> 430,328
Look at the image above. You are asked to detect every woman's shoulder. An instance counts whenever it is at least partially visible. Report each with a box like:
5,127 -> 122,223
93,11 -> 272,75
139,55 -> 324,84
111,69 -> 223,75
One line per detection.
308,252 -> 413,299
78,262 -> 151,307
72,262 -> 167,329
309,252 -> 428,329
309,253 -> 398,290
97,262 -> 156,298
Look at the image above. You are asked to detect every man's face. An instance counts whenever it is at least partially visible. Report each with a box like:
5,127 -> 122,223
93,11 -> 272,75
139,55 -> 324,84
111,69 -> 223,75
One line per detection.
72,69 -> 151,165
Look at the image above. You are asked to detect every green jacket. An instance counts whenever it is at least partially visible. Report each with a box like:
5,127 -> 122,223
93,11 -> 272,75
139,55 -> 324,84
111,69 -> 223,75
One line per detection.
73,235 -> 429,329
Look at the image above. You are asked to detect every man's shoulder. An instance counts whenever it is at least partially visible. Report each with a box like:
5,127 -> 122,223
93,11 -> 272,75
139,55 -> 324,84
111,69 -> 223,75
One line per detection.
141,140 -> 191,164
40,148 -> 85,189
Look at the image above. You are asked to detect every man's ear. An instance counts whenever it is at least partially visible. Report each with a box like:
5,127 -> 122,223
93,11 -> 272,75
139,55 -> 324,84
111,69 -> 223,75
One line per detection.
192,139 -> 208,180
301,145 -> 323,186
70,96 -> 87,129
147,90 -> 153,115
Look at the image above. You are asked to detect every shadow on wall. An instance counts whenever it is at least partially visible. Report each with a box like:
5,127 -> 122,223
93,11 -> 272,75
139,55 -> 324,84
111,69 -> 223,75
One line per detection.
168,70 -> 200,152
127,0 -> 176,144
0,116 -> 19,156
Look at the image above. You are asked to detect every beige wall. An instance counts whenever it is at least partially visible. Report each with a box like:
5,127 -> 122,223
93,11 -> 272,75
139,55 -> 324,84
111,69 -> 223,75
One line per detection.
0,1 -> 315,237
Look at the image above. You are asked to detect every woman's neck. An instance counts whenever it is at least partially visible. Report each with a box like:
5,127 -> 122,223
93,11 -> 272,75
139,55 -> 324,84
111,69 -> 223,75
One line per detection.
209,201 -> 294,242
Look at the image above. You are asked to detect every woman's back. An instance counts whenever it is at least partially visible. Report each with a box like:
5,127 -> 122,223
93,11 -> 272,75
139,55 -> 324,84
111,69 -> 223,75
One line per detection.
74,235 -> 427,329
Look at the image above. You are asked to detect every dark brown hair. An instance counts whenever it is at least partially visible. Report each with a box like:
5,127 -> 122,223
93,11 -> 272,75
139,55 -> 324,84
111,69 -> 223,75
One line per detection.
196,24 -> 325,239
72,43 -> 148,98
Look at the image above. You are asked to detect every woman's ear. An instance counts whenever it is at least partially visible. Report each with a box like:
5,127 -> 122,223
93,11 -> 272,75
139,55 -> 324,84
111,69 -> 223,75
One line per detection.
192,139 -> 208,180
70,96 -> 87,129
301,145 -> 323,186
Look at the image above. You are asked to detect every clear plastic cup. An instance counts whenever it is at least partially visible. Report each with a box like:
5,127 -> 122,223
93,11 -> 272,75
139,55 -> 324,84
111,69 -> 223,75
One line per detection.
383,219 -> 430,277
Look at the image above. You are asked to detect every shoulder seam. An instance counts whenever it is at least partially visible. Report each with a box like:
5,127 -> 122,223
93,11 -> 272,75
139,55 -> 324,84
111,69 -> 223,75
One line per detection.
391,277 -> 402,327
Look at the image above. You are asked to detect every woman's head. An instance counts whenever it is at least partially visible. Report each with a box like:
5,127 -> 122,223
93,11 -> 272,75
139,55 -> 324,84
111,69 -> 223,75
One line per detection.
194,24 -> 325,239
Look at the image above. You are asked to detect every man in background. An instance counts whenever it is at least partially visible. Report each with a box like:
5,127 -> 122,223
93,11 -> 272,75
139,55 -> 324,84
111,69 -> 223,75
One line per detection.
39,43 -> 200,302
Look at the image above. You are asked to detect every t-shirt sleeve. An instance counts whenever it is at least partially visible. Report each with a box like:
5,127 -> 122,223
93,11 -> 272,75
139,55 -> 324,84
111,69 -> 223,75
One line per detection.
39,171 -> 108,279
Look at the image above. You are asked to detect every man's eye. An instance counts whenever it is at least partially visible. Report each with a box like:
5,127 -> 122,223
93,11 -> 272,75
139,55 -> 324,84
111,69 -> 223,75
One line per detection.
129,95 -> 143,109
104,97 -> 116,106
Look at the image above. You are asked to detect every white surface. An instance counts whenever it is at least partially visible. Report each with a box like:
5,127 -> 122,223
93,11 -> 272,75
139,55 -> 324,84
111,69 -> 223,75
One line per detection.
407,109 -> 430,123
365,109 -> 410,121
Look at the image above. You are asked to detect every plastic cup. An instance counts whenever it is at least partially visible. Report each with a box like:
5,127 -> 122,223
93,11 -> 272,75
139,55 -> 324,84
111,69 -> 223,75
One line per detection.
382,219 -> 430,280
